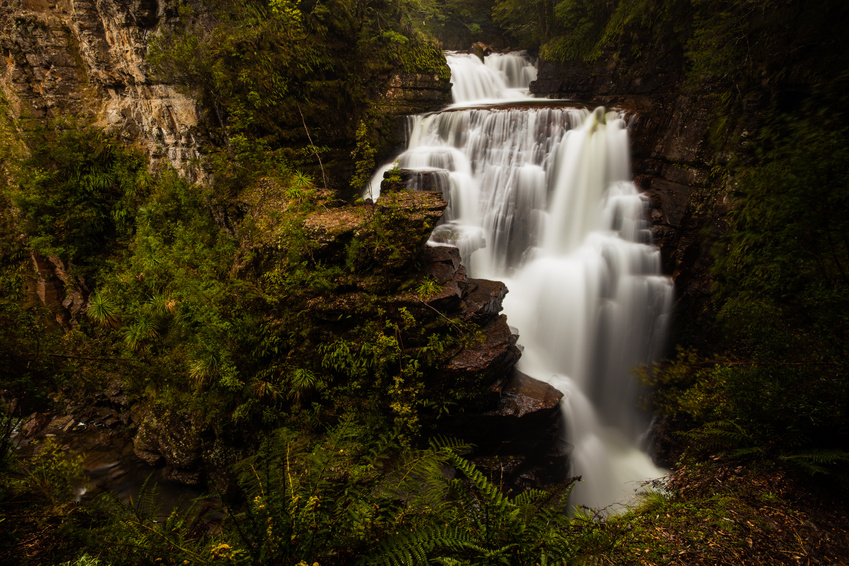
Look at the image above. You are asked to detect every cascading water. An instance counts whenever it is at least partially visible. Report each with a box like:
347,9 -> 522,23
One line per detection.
445,51 -> 537,103
368,52 -> 673,511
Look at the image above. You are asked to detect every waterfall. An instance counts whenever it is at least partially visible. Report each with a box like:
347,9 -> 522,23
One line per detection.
445,51 -> 537,103
368,52 -> 673,511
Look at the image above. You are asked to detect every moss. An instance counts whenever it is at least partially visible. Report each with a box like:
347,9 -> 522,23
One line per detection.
396,41 -> 452,81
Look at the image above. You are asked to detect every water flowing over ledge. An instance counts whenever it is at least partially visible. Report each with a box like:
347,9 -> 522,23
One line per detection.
368,52 -> 673,511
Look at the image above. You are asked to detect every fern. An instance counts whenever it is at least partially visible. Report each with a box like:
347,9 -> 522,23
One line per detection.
781,450 -> 849,476
365,525 -> 478,566
365,444 -> 576,565
93,477 -> 212,565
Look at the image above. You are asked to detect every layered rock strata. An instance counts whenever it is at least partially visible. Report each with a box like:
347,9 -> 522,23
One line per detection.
0,0 -> 452,183
0,0 -> 204,177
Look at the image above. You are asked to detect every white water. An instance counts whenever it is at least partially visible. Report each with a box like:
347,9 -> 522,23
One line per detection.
446,51 -> 537,103
368,52 -> 673,511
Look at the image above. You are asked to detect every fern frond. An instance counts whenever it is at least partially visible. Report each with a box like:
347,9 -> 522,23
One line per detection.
363,525 -> 476,566
443,449 -> 515,518
781,449 -> 849,476
428,435 -> 473,454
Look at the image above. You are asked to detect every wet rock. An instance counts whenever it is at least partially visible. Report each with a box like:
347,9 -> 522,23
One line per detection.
440,368 -> 570,493
421,245 -> 462,281
380,168 -> 449,194
302,204 -> 371,262
21,412 -> 52,437
378,72 -> 452,116
471,42 -> 493,61
134,449 -> 163,467
133,407 -> 204,471
42,414 -> 76,436
163,466 -> 201,485
302,191 -> 447,273
421,245 -> 467,311
460,279 -> 508,325
491,369 -> 563,419
445,314 -> 521,385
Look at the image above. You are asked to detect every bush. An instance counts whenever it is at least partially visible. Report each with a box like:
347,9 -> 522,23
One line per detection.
9,124 -> 150,275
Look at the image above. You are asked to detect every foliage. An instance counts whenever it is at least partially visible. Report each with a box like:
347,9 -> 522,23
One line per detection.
369,447 -> 575,565
415,276 -> 441,300
148,0 -> 330,140
17,438 -> 85,511
641,104 -> 849,484
492,0 -> 555,47
89,427 -> 575,565
92,480 -> 214,565
0,185 -> 69,420
568,466 -> 849,565
713,108 -> 849,352
350,120 -> 377,192
147,0 -> 449,193
95,167 -> 246,407
8,123 -> 151,276
317,307 -> 461,441
523,0 -> 849,108
707,108 -> 848,478
0,439 -> 95,564
421,0 -> 505,48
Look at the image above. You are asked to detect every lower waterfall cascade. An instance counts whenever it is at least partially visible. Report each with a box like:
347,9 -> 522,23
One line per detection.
368,52 -> 674,511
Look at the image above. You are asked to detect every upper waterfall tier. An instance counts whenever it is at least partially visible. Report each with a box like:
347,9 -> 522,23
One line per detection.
446,52 -> 537,104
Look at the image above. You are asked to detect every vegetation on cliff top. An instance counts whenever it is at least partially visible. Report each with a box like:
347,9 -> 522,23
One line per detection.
146,0 -> 452,195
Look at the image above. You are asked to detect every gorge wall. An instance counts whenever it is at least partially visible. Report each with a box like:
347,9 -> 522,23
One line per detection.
0,0 -> 453,327
0,0 -> 203,177
0,0 -> 451,182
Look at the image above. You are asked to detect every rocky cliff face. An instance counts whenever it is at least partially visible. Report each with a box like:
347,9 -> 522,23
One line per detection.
0,0 -> 204,177
0,0 -> 452,182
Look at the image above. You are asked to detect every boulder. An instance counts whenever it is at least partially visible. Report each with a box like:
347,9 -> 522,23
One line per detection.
460,279 -> 508,325
378,72 -> 452,116
471,42 -> 493,62
421,245 -> 467,311
133,407 -> 204,473
445,314 -> 521,386
491,369 -> 563,419
440,367 -> 572,493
